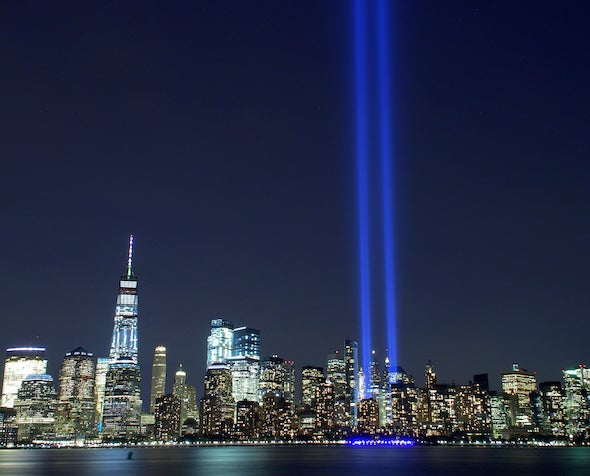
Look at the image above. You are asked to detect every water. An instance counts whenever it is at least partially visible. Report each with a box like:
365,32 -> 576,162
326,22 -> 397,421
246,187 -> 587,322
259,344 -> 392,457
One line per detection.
1,446 -> 589,476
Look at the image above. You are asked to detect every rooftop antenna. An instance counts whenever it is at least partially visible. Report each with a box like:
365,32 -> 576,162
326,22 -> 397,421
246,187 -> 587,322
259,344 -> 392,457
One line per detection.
127,234 -> 134,278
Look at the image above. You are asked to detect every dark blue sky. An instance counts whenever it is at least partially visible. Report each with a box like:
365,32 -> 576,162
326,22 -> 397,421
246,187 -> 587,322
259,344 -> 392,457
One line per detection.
1,1 -> 588,399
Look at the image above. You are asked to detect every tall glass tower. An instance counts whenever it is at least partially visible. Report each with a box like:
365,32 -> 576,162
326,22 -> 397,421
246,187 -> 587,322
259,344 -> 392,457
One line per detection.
109,235 -> 139,363
102,236 -> 142,440
150,346 -> 167,414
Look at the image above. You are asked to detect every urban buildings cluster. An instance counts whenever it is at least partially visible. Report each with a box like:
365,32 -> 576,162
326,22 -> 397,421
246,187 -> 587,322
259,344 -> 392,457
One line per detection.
0,237 -> 589,446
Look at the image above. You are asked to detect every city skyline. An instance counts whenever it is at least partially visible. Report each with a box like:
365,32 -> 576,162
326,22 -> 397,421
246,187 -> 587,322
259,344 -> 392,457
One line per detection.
1,0 -> 589,400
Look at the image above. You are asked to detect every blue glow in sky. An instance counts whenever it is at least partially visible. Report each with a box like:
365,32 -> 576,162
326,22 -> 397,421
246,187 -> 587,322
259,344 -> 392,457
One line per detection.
353,0 -> 372,391
377,0 -> 398,371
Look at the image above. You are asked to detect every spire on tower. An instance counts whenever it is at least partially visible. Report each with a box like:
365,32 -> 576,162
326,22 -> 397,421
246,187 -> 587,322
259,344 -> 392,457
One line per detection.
127,234 -> 134,278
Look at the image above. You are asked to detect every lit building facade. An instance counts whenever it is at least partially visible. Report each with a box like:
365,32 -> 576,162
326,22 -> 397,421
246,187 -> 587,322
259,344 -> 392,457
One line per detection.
207,319 -> 234,367
301,366 -> 324,407
94,357 -> 109,428
150,346 -> 167,414
1,347 -> 47,408
200,364 -> 234,437
173,364 -> 198,426
563,365 -> 590,438
232,327 -> 261,359
55,347 -> 96,438
235,399 -> 260,440
344,339 -> 359,425
501,363 -> 537,428
154,394 -> 181,442
259,355 -> 294,403
539,381 -> 566,436
357,398 -> 379,434
14,374 -> 57,441
102,236 -> 142,440
228,356 -> 260,403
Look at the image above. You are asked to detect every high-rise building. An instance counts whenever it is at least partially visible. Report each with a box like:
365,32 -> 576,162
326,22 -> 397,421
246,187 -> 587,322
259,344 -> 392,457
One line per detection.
539,381 -> 566,437
102,236 -> 142,440
1,347 -> 47,408
0,407 -> 17,446
228,356 -> 260,403
327,352 -> 347,400
55,347 -> 96,438
344,339 -> 359,425
562,365 -> 590,437
315,382 -> 335,435
301,366 -> 324,407
94,357 -> 109,429
172,364 -> 197,426
259,355 -> 294,404
454,383 -> 492,437
235,399 -> 260,440
200,364 -> 234,437
489,391 -> 510,439
14,374 -> 57,441
109,235 -> 139,363
232,327 -> 261,359
501,363 -> 536,428
206,319 -> 234,367
150,346 -> 167,414
154,394 -> 181,442
357,398 -> 379,434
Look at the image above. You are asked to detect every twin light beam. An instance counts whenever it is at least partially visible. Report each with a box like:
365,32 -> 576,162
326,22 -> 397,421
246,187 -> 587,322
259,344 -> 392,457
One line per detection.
354,0 -> 397,392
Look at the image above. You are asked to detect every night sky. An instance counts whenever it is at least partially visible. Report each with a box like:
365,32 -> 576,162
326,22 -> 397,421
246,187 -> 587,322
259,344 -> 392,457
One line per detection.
1,1 -> 588,400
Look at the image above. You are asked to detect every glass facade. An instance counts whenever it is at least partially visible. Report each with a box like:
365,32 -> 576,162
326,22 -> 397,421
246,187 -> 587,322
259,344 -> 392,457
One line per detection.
1,347 -> 47,409
102,236 -> 142,439
232,327 -> 261,359
109,236 -> 139,363
150,346 -> 167,414
206,319 -> 234,367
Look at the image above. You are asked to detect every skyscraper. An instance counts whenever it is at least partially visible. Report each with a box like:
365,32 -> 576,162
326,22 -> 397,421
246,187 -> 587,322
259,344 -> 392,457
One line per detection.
501,363 -> 537,428
206,319 -> 234,367
154,394 -> 181,442
150,346 -> 167,414
344,339 -> 359,425
301,366 -> 324,407
102,236 -> 142,440
232,327 -> 261,359
94,358 -> 109,428
259,355 -> 294,403
562,365 -> 590,437
1,347 -> 47,408
55,347 -> 96,438
14,374 -> 57,441
229,327 -> 261,403
109,235 -> 139,363
200,364 -> 234,437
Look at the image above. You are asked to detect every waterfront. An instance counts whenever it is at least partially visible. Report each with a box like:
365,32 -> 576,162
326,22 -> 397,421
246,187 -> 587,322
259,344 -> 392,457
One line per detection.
1,446 -> 590,476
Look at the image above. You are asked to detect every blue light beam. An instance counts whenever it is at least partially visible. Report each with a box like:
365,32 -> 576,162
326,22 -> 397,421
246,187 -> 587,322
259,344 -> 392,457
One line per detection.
353,0 -> 372,390
377,0 -> 397,371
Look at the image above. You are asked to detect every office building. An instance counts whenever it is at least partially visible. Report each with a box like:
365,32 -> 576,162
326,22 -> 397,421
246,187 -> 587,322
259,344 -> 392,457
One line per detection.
1,347 -> 47,408
206,319 -> 234,367
154,394 -> 181,442
55,347 -> 96,438
102,236 -> 143,439
301,366 -> 324,407
14,374 -> 57,441
150,346 -> 167,414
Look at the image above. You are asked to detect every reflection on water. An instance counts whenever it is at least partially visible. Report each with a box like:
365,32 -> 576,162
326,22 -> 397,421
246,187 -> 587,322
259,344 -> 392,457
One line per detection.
0,446 -> 589,476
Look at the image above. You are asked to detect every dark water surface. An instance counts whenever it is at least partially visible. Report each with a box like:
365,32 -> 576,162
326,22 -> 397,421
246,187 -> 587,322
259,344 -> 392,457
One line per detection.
1,446 -> 590,476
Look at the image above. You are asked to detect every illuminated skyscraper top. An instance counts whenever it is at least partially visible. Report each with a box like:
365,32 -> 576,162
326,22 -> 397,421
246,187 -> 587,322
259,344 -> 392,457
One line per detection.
109,235 -> 139,363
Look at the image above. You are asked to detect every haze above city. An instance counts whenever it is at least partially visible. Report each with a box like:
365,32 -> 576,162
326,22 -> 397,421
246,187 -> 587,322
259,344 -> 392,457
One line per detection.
1,1 -> 589,400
